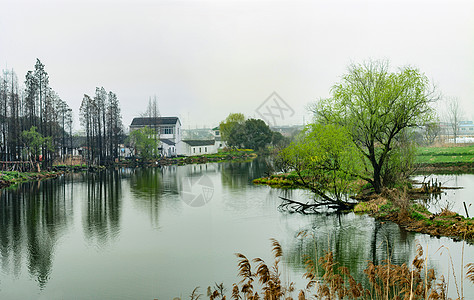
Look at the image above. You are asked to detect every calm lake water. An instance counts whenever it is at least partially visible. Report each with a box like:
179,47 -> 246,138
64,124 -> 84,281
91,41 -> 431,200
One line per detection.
0,160 -> 473,299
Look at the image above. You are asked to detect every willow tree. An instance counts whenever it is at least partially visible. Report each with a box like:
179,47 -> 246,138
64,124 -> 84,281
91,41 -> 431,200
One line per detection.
312,60 -> 438,193
129,126 -> 158,161
280,123 -> 362,209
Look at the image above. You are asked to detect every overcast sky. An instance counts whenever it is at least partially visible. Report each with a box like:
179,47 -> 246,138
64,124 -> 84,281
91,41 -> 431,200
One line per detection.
1,0 -> 473,131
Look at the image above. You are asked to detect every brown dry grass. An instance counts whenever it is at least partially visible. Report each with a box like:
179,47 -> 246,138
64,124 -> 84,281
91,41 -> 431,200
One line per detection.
53,155 -> 85,166
194,239 -> 474,300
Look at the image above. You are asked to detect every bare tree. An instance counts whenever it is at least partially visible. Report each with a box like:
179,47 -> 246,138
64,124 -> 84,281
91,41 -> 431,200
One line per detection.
106,91 -> 123,162
141,95 -> 161,151
0,70 -> 9,159
0,61 -> 72,167
423,122 -> 441,145
33,59 -> 49,135
445,97 -> 463,144
1,69 -> 23,161
81,89 -> 123,166
142,95 -> 160,119
80,94 -> 96,165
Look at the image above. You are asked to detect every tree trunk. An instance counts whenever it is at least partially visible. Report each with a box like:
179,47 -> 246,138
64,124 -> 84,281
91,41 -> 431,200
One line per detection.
373,164 -> 382,194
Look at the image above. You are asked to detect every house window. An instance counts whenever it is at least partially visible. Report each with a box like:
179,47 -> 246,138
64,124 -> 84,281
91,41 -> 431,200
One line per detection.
161,126 -> 174,134
193,148 -> 195,154
205,147 -> 207,152
215,130 -> 220,136
199,147 -> 201,153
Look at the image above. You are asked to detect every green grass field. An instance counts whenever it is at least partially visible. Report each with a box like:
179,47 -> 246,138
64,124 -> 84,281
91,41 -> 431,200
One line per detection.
415,144 -> 474,164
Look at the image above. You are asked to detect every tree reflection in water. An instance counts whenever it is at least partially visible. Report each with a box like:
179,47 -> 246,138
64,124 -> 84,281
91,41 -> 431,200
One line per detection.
0,177 -> 72,289
219,159 -> 268,190
82,170 -> 123,247
284,212 -> 427,288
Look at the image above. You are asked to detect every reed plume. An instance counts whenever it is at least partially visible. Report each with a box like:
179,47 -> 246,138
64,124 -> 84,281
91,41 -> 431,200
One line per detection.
181,239 -> 474,300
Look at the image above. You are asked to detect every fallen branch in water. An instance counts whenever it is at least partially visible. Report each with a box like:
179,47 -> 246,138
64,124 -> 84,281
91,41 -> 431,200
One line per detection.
278,196 -> 355,213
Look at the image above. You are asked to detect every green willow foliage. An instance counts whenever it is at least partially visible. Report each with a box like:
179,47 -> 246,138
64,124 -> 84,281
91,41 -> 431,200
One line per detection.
313,60 -> 438,193
129,126 -> 159,161
21,126 -> 53,161
280,124 -> 362,204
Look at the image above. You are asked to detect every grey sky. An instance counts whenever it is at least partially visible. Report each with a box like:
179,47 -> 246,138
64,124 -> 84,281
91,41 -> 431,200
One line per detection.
1,0 -> 473,131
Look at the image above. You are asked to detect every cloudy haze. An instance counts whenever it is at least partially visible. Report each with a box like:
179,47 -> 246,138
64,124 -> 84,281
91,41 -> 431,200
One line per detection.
1,0 -> 473,131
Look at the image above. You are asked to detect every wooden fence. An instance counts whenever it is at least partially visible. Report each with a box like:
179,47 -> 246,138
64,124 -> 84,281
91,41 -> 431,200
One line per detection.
0,161 -> 35,172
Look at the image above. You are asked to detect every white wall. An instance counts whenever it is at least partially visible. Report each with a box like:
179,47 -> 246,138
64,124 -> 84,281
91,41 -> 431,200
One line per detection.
178,142 -> 217,156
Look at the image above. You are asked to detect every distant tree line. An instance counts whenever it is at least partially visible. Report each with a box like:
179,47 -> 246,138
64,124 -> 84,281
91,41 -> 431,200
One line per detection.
0,58 -> 124,169
0,59 -> 73,167
219,113 -> 290,151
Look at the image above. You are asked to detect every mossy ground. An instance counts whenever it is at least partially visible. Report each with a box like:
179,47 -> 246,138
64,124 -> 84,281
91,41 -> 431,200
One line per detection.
354,194 -> 474,242
252,172 -> 302,188
0,170 -> 64,189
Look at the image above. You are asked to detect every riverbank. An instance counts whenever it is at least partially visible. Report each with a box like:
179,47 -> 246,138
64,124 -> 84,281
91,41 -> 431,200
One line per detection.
252,172 -> 299,188
116,149 -> 257,167
353,188 -> 474,243
0,170 -> 65,189
253,172 -> 474,243
0,150 -> 257,190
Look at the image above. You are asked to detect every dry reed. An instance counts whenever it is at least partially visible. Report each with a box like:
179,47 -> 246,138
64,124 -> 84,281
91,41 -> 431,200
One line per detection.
182,239 -> 473,300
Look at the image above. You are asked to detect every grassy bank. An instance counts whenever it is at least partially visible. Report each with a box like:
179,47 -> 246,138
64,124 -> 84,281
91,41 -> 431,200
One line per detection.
0,150 -> 256,189
253,172 -> 474,243
253,144 -> 474,188
252,172 -> 301,188
160,149 -> 257,166
119,149 -> 257,167
0,170 -> 64,189
354,189 -> 474,243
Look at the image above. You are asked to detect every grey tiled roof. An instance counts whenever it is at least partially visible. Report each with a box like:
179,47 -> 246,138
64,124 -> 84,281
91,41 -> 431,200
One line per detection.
183,140 -> 215,146
160,139 -> 175,145
130,117 -> 180,126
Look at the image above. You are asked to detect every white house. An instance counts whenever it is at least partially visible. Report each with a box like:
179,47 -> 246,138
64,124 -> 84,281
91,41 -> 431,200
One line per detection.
129,117 -> 182,157
161,139 -> 177,157
179,140 -> 217,156
459,121 -> 474,136
212,126 -> 226,150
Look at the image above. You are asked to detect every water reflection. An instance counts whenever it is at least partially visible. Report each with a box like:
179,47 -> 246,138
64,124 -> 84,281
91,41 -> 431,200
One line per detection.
284,212 -> 426,289
220,159 -> 267,189
413,174 -> 474,217
126,160 -> 269,222
0,162 -> 472,298
82,170 -> 123,247
0,177 -> 72,288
